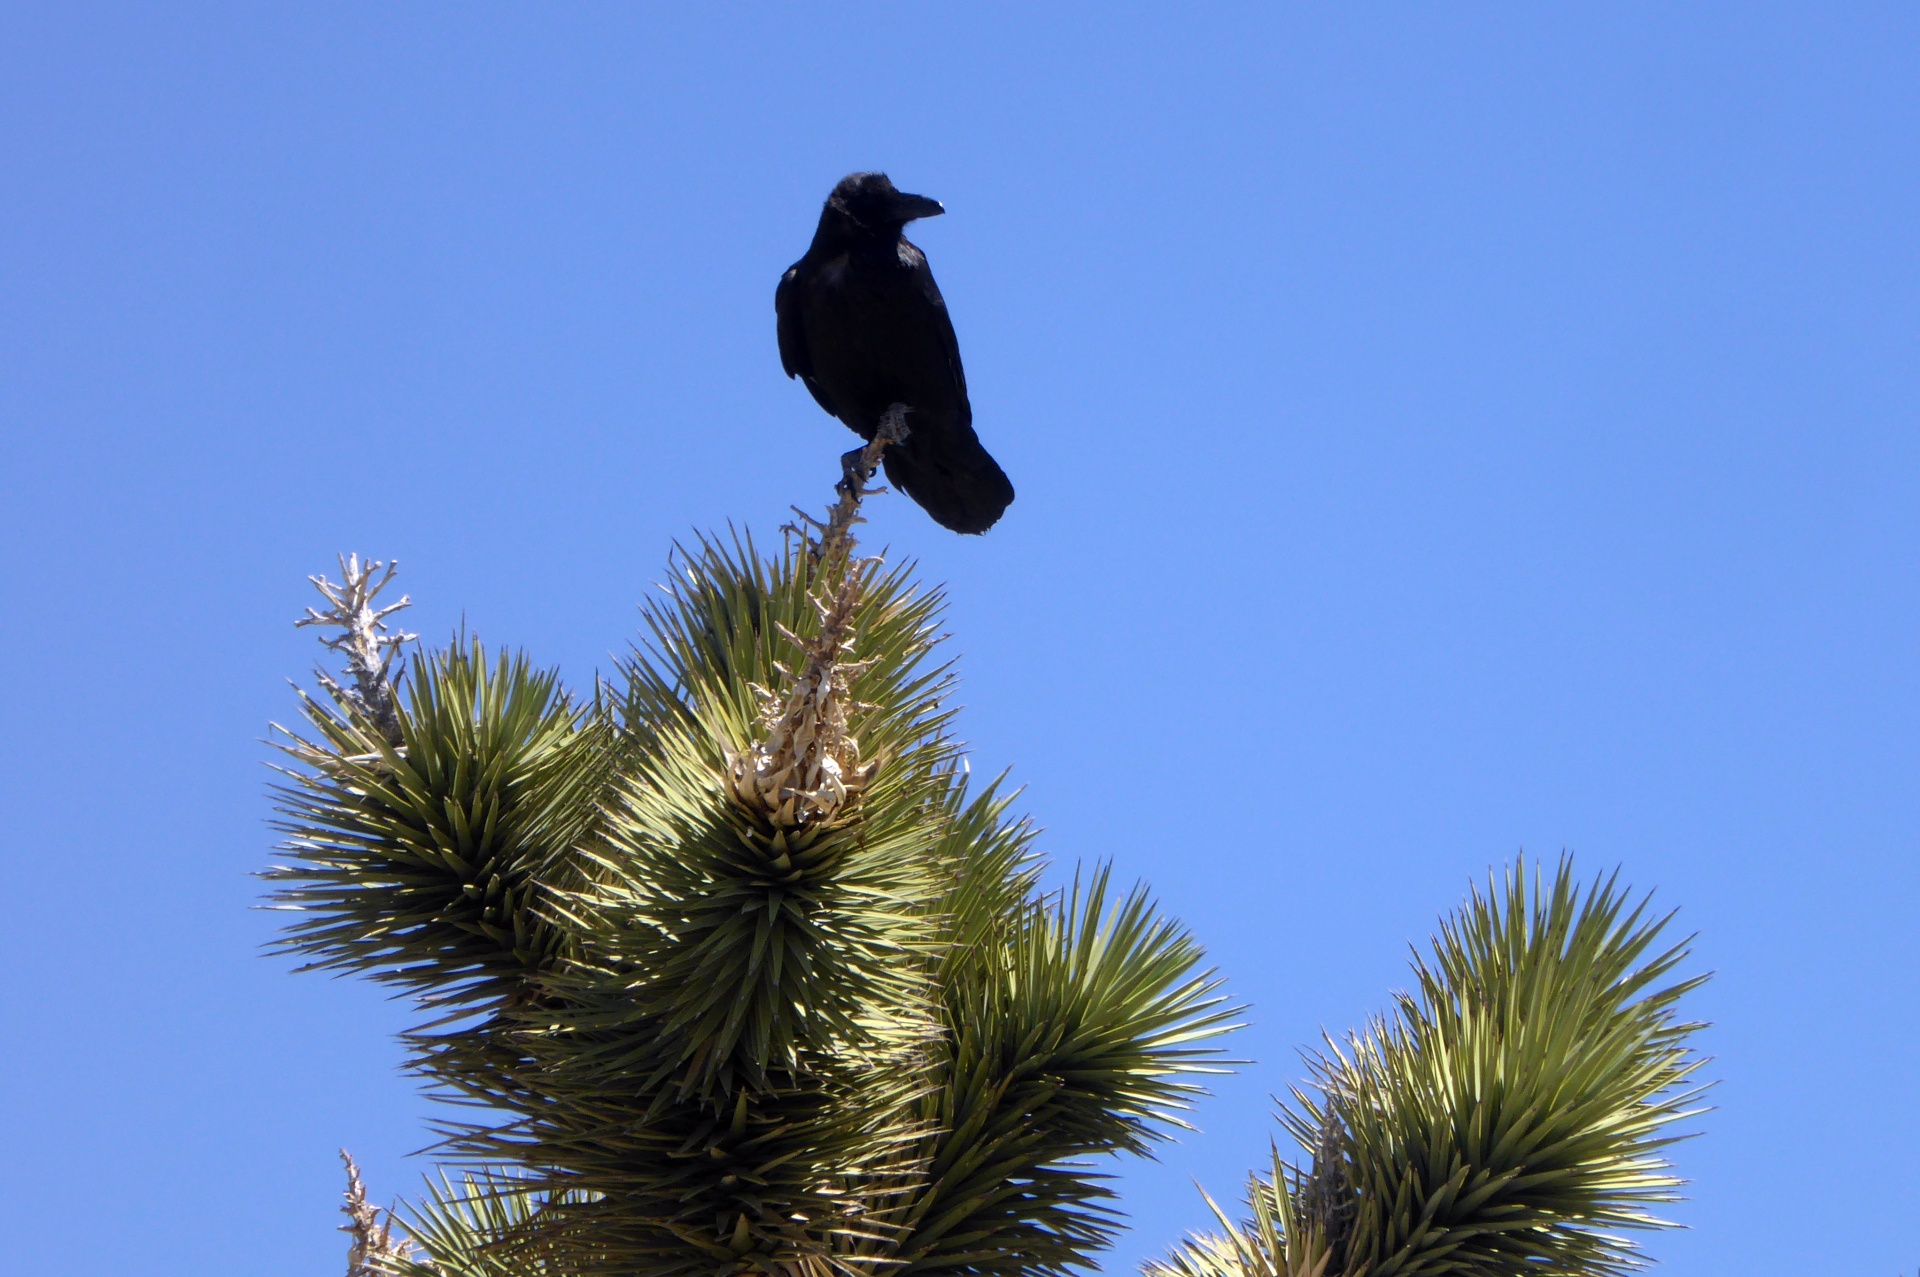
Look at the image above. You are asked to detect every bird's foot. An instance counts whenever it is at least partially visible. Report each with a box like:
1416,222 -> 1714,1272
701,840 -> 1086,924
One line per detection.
831,406 -> 912,509
837,447 -> 873,499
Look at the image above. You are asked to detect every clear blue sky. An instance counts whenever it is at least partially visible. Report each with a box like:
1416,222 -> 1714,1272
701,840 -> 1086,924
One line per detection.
2,5 -> 1915,1273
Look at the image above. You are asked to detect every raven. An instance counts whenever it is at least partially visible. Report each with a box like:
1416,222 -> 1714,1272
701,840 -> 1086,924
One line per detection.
776,173 -> 1014,534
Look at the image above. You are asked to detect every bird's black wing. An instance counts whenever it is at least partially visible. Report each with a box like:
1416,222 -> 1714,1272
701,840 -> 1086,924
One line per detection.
775,266 -> 810,379
908,246 -> 971,412
776,265 -> 840,418
876,240 -> 1012,533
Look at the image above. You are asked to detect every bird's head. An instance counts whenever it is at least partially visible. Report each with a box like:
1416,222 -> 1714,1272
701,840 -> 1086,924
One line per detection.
822,172 -> 944,238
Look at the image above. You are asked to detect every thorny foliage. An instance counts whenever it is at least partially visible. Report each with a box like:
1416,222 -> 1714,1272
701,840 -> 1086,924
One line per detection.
276,429 -> 1237,1277
1149,858 -> 1709,1277
280,426 -> 1707,1277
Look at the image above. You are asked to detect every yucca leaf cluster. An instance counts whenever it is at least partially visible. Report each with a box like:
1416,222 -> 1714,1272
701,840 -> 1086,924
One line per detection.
269,533 -> 1237,1277
1150,859 -> 1709,1277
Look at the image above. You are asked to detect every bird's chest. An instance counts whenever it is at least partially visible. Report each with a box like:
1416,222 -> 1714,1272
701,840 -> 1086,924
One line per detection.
809,254 -> 919,321
803,257 -> 942,374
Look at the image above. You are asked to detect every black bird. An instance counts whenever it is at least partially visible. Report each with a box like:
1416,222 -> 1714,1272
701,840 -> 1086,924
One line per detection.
776,173 -> 1014,534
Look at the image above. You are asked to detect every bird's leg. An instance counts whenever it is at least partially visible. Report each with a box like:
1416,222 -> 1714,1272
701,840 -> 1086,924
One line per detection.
875,403 -> 912,449
819,407 -> 914,565
834,406 -> 912,502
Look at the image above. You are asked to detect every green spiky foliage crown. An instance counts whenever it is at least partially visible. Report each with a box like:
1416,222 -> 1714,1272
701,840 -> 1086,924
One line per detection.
1149,858 -> 1709,1277
269,532 -> 1239,1277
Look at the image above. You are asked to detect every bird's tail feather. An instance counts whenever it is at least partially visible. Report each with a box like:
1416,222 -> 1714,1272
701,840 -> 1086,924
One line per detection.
882,429 -> 1014,535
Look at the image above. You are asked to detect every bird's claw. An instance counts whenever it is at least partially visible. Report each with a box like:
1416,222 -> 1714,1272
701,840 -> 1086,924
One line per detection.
838,447 -> 872,497
835,407 -> 910,503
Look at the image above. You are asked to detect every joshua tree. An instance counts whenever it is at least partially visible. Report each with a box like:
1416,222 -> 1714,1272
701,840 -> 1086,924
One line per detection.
273,429 -> 1237,1277
270,430 -> 1706,1277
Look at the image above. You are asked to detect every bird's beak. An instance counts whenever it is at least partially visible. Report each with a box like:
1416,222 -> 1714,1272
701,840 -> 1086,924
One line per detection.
893,192 -> 945,221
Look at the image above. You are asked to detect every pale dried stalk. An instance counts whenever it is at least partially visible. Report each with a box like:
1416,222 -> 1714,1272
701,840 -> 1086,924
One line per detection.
341,1150 -> 416,1276
730,407 -> 908,828
812,407 -> 908,570
726,557 -> 880,826
297,554 -> 417,745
